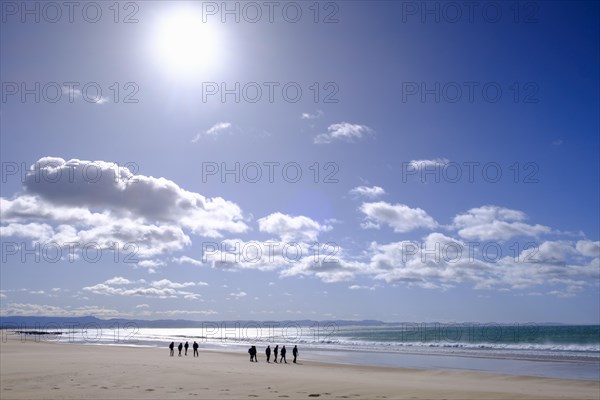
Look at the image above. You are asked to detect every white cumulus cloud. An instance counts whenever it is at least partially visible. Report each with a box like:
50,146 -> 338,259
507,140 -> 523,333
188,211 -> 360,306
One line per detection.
452,205 -> 551,241
314,122 -> 373,144
349,186 -> 386,199
360,202 -> 438,233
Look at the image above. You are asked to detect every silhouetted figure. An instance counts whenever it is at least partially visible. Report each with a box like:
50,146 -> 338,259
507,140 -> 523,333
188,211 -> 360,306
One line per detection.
193,341 -> 199,357
178,342 -> 183,356
169,341 -> 174,357
265,345 -> 271,363
293,345 -> 298,363
274,345 -> 279,363
248,346 -> 258,362
184,341 -> 189,356
280,345 -> 287,363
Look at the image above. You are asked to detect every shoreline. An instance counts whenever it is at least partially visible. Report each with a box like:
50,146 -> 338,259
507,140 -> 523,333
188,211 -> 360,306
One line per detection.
4,331 -> 599,381
2,339 -> 599,399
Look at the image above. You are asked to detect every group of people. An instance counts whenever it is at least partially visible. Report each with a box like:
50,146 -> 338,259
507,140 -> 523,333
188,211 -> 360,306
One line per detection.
168,341 -> 299,364
169,341 -> 199,357
249,345 -> 299,364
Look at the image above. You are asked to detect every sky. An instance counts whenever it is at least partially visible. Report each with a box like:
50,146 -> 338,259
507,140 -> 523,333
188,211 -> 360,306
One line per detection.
0,1 -> 599,324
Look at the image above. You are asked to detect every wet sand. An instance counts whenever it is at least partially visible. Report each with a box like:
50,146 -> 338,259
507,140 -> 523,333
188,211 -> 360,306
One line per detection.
1,339 -> 598,399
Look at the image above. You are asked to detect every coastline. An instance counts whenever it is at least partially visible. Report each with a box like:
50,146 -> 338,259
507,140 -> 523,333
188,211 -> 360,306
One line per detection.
3,329 -> 599,381
1,339 -> 599,400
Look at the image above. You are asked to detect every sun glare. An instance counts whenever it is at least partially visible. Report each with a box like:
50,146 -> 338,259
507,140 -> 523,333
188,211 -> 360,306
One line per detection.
155,8 -> 221,76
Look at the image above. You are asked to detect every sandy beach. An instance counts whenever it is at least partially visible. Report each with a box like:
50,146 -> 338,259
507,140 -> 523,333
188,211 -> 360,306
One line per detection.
0,339 -> 598,400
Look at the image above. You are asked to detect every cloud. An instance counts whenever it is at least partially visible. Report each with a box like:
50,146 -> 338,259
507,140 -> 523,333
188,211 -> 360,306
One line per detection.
314,122 -> 373,144
0,157 -> 248,260
136,259 -> 166,273
154,309 -> 218,316
104,277 -> 134,285
360,202 -> 438,233
368,233 -> 490,289
279,248 -> 365,283
452,205 -> 552,241
228,291 -> 247,299
406,158 -> 450,170
348,285 -> 377,290
82,277 -> 203,300
150,279 -> 197,289
366,233 -> 599,294
194,229 -> 594,293
0,303 -> 121,317
576,240 -> 600,258
301,110 -> 323,120
192,122 -> 232,142
60,86 -> 107,105
257,212 -> 331,242
94,97 -> 109,105
349,186 -> 386,199
61,86 -> 81,99
173,256 -> 205,267
201,239 -> 289,272
0,222 -> 54,241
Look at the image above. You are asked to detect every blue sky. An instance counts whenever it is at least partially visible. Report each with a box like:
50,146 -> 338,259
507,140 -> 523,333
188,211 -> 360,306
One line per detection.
1,1 -> 598,323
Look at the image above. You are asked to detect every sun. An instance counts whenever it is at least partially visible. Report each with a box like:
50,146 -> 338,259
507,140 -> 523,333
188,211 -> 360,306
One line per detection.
154,8 -> 221,76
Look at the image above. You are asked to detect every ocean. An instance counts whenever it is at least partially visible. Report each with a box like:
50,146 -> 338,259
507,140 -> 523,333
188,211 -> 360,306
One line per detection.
5,323 -> 599,381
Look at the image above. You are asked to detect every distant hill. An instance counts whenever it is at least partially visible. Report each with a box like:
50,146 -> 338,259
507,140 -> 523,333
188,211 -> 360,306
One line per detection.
0,316 -> 574,329
0,316 -> 395,329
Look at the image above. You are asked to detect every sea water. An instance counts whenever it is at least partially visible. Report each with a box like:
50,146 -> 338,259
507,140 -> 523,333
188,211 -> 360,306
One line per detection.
5,324 -> 599,380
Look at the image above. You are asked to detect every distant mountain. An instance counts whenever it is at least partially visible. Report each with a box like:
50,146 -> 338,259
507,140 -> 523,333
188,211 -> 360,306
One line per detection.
0,316 -> 576,329
0,316 -> 396,329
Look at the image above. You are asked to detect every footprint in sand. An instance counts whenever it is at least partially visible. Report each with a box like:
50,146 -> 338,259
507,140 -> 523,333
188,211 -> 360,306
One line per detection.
101,386 -> 109,390
145,388 -> 155,392
308,395 -> 321,398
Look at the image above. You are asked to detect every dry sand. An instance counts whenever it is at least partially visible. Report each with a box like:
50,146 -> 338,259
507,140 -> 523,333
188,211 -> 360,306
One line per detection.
1,339 -> 598,399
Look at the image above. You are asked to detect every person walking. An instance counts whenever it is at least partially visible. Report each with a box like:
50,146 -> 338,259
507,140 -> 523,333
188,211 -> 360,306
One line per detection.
280,345 -> 287,363
273,345 -> 279,363
292,345 -> 298,363
252,346 -> 258,362
193,341 -> 199,357
265,345 -> 271,363
248,346 -> 258,362
169,341 -> 174,357
178,342 -> 183,356
184,341 -> 189,356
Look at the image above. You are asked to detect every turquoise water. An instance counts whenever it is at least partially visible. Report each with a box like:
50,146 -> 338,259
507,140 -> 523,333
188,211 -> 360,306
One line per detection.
331,324 -> 600,352
5,324 -> 599,380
